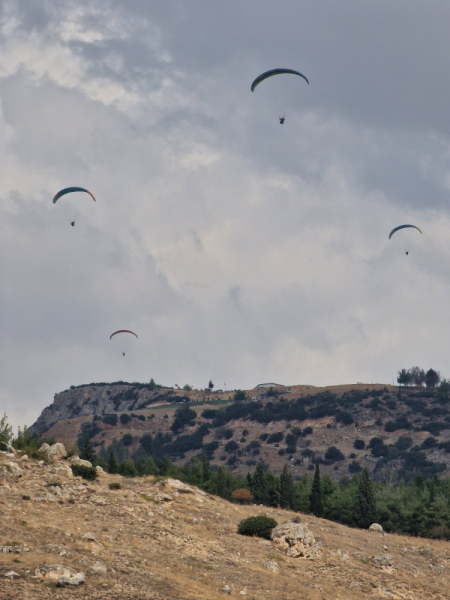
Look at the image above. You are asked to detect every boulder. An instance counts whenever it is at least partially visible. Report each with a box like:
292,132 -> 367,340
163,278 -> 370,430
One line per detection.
271,521 -> 321,559
7,462 -> 23,478
369,523 -> 384,533
68,456 -> 92,468
156,478 -> 207,495
39,443 -> 67,461
34,564 -> 85,585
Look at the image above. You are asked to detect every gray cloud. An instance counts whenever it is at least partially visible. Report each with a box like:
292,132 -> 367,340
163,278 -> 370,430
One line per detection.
1,1 -> 450,431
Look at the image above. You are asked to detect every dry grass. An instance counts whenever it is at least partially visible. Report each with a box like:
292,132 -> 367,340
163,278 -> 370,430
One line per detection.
1,456 -> 449,599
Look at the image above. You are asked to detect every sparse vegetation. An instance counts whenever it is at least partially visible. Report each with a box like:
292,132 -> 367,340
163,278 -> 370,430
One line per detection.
237,515 -> 278,539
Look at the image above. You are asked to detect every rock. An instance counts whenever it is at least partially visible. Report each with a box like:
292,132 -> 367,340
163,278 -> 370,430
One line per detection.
264,559 -> 278,572
91,561 -> 108,574
0,465 -> 12,484
39,443 -> 67,460
4,571 -> 20,579
7,462 -> 23,478
96,465 -> 105,474
68,456 -> 92,467
58,572 -> 85,586
369,523 -> 384,533
222,584 -> 231,594
372,553 -> 396,571
156,478 -> 207,495
271,521 -> 321,559
34,564 -> 85,586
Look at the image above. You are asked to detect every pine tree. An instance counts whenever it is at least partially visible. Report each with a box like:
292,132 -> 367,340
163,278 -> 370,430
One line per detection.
280,465 -> 295,509
353,467 -> 376,528
81,437 -> 96,464
158,455 -> 173,476
251,463 -> 270,505
108,450 -> 119,474
309,463 -> 323,517
215,467 -> 230,498
200,452 -> 212,484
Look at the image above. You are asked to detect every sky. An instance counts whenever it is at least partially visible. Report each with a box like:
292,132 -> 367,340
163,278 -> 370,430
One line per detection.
1,0 -> 450,431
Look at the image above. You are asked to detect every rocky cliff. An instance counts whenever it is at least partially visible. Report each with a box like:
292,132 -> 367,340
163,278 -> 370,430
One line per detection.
29,383 -> 176,438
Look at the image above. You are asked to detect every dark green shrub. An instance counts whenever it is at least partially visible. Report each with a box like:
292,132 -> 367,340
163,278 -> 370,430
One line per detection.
122,434 -> 133,446
324,446 -> 345,462
103,414 -> 118,426
109,482 -> 122,490
267,432 -> 283,444
225,440 -> 239,453
353,439 -> 365,450
120,414 -> 131,425
237,516 -> 278,540
259,433 -> 269,441
70,464 -> 98,481
302,426 -> 313,436
349,460 -> 362,473
119,459 -> 138,477
278,448 -> 285,456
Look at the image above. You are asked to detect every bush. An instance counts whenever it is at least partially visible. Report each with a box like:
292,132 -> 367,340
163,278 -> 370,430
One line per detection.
349,460 -> 363,473
109,482 -> 122,490
237,516 -> 278,540
302,426 -> 313,436
120,414 -> 131,425
259,433 -> 269,441
70,464 -> 98,481
224,440 -> 239,453
231,488 -> 253,504
103,414 -> 118,426
267,432 -> 284,444
324,446 -> 345,462
122,434 -> 133,446
354,439 -> 365,450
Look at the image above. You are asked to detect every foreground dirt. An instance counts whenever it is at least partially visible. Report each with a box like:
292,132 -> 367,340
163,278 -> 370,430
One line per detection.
1,453 -> 449,600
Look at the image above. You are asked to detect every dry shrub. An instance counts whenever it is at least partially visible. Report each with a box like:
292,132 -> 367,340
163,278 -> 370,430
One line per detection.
231,488 -> 253,504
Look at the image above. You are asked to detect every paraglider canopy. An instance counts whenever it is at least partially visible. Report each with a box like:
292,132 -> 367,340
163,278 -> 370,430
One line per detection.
251,68 -> 309,92
388,224 -> 422,239
53,187 -> 96,204
110,330 -> 138,340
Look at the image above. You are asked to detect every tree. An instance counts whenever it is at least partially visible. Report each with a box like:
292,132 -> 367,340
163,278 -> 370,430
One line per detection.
353,468 -> 376,528
231,488 -> 253,504
108,451 -> 119,474
119,459 -> 137,477
250,463 -> 269,505
233,390 -> 247,403
425,369 -> 441,388
148,378 -> 156,390
137,457 -> 156,476
158,455 -> 174,476
410,366 -> 426,387
208,380 -> 214,390
397,368 -> 412,387
0,413 -> 13,446
170,405 -> 197,434
279,465 -> 295,509
80,437 -> 96,464
309,463 -> 323,517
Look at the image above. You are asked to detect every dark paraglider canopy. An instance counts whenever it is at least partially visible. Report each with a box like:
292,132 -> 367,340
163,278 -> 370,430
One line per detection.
251,68 -> 309,92
110,330 -> 138,340
53,187 -> 96,204
388,224 -> 422,239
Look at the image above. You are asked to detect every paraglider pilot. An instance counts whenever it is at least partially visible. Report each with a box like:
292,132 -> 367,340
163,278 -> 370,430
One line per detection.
279,117 -> 285,124
71,221 -> 75,227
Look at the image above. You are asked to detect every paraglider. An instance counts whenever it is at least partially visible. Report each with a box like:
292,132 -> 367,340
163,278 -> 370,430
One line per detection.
53,187 -> 96,204
389,224 -> 422,255
110,330 -> 138,340
110,330 -> 138,356
388,224 -> 422,239
251,68 -> 309,92
279,116 -> 285,124
53,187 -> 95,226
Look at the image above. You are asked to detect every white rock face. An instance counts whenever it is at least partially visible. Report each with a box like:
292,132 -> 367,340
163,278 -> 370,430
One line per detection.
271,521 -> 321,559
369,523 -> 384,533
39,443 -> 67,460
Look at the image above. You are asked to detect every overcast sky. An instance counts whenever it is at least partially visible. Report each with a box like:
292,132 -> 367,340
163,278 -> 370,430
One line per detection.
1,1 -> 450,431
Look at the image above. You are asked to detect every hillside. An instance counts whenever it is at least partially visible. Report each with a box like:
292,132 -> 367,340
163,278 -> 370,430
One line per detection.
1,448 -> 450,599
30,382 -> 450,482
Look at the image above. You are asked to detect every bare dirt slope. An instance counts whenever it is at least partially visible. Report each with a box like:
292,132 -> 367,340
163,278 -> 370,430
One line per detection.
1,451 -> 449,600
